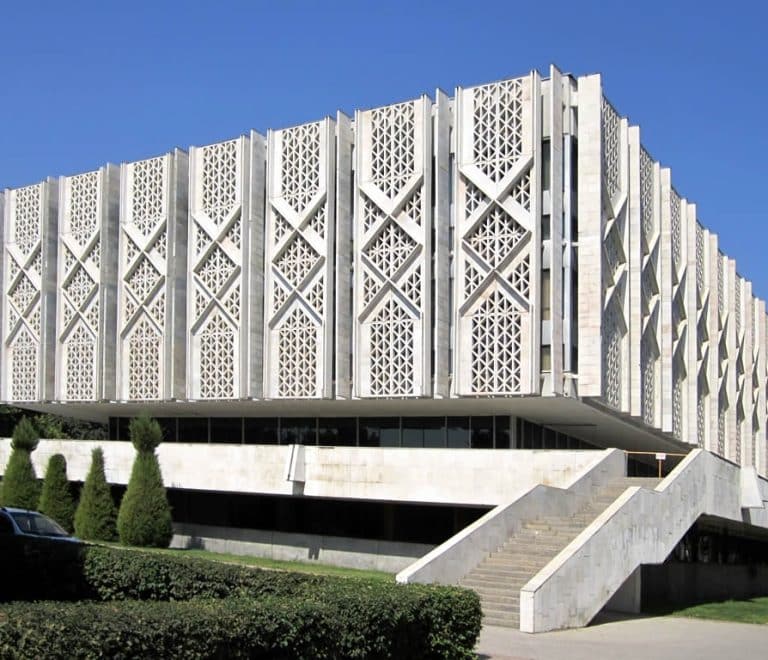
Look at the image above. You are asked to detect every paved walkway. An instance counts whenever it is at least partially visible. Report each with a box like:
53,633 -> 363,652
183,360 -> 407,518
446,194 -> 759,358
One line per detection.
476,613 -> 768,659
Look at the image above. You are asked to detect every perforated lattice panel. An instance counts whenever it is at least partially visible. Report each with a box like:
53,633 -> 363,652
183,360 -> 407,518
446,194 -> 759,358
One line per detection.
189,139 -> 243,399
355,99 -> 430,397
119,156 -> 169,400
266,121 -> 332,398
454,76 -> 534,396
4,185 -> 45,401
58,172 -> 102,401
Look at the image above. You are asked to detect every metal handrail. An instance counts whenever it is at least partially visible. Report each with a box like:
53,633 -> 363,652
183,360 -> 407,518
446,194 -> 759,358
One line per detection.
624,450 -> 688,478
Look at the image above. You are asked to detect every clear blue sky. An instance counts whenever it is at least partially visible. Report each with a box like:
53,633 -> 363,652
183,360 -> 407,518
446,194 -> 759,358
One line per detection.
2,1 -> 766,295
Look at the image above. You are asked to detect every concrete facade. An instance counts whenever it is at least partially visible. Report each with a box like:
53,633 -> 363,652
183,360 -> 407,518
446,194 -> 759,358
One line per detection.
1,67 -> 767,628
1,67 -> 764,474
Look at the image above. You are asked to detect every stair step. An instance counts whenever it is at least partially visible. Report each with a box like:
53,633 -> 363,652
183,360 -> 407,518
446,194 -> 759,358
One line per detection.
483,615 -> 520,628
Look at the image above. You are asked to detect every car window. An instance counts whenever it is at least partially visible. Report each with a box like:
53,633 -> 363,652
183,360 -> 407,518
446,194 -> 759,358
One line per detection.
8,512 -> 68,537
0,513 -> 14,535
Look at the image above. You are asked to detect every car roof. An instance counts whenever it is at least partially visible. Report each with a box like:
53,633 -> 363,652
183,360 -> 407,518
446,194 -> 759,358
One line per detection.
0,507 -> 40,514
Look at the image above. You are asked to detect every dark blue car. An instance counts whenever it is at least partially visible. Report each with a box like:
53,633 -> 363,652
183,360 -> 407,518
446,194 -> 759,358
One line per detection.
0,507 -> 83,601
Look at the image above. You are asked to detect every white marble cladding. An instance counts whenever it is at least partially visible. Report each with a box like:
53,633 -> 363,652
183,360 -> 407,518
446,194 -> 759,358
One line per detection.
578,73 -> 767,472
0,68 -> 766,474
117,151 -> 188,401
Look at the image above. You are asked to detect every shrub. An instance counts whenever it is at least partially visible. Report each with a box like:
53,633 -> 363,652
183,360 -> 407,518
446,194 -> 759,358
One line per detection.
38,454 -> 76,532
117,415 -> 172,547
74,447 -> 117,541
0,417 -> 40,508
128,412 -> 163,452
0,546 -> 482,658
11,416 -> 39,451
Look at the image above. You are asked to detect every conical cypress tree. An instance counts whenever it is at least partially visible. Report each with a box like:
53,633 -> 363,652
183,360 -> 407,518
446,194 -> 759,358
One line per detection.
38,453 -> 76,532
117,414 -> 173,547
0,417 -> 41,509
74,447 -> 117,541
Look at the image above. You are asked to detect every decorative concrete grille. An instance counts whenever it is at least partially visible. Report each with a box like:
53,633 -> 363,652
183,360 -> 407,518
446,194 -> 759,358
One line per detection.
369,298 -> 414,396
602,98 -> 621,201
672,357 -> 685,440
603,297 -> 625,409
265,121 -> 331,398
640,148 -> 654,243
697,379 -> 707,447
190,139 -> 242,399
60,172 -> 101,401
455,77 -> 533,396
641,334 -> 657,426
5,185 -> 44,401
600,97 -> 628,411
356,99 -> 429,397
670,190 -> 682,277
120,156 -> 168,400
696,224 -> 705,296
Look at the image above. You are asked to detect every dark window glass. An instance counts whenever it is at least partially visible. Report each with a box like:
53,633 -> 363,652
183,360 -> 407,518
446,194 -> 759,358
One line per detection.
0,513 -> 14,534
318,417 -> 356,446
494,416 -> 510,449
156,418 -> 177,443
116,417 -> 131,442
281,418 -> 316,445
210,417 -> 242,444
447,416 -> 470,448
108,418 -> 118,441
244,418 -> 278,444
402,417 -> 445,448
359,417 -> 400,447
471,417 -> 494,449
178,417 -> 209,443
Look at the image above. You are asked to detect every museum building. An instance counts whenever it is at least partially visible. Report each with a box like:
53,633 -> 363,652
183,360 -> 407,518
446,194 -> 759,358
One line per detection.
2,67 -> 768,631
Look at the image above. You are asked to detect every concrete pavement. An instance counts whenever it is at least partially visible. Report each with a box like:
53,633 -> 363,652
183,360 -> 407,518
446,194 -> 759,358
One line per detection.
476,613 -> 768,659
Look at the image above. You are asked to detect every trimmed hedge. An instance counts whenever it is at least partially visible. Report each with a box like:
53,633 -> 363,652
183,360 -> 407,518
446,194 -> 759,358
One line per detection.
3,545 -> 482,659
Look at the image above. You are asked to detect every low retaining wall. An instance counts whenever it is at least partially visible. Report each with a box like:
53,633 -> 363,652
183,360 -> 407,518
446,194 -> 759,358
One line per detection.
171,522 -> 433,573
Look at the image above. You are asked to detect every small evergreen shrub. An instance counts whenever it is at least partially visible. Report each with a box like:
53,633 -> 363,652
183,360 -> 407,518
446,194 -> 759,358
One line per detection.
117,414 -> 172,547
11,416 -> 39,451
74,447 -> 117,541
0,417 -> 40,508
38,454 -> 75,531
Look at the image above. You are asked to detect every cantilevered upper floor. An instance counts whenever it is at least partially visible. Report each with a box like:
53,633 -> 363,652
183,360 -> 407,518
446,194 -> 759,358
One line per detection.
0,66 -> 765,474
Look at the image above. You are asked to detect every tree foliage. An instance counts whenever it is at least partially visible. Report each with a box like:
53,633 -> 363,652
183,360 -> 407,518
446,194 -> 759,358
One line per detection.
0,417 -> 40,509
117,415 -> 172,547
74,447 -> 117,541
11,416 -> 39,451
38,454 -> 76,532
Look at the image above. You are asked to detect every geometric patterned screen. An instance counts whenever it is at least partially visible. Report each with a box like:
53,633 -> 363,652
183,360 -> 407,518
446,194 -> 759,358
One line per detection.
3,184 -> 45,401
354,98 -> 431,397
188,139 -> 245,399
57,171 -> 104,401
639,148 -> 660,427
695,222 -> 709,448
669,189 -> 687,440
265,120 -> 334,398
118,155 -> 170,401
454,76 -> 536,395
601,98 -> 628,411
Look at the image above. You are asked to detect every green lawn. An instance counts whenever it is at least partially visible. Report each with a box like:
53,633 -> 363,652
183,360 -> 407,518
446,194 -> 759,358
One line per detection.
104,543 -> 394,582
668,597 -> 768,625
